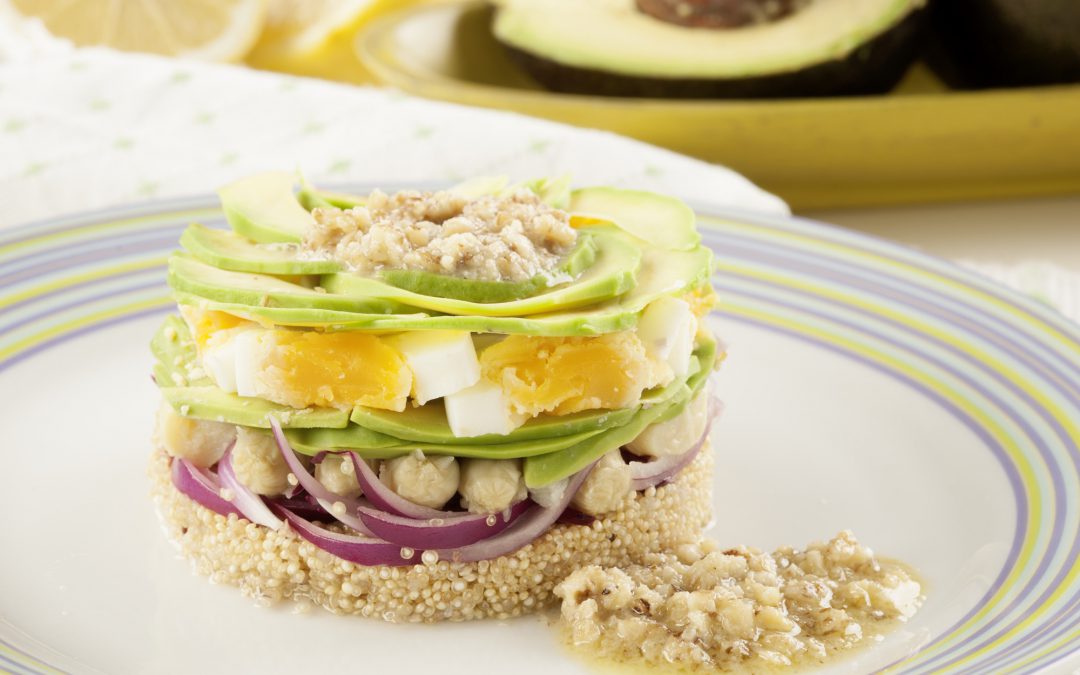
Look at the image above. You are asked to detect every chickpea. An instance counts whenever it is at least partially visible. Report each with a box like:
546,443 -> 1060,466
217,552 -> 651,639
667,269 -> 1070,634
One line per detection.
528,477 -> 569,509
627,388 -> 709,458
155,401 -> 234,468
315,453 -> 363,499
380,453 -> 459,509
231,427 -> 290,496
571,450 -> 632,516
459,458 -> 526,514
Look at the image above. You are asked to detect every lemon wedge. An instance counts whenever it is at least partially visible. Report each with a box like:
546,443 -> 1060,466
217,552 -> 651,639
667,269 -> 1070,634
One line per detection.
9,0 -> 266,62
246,0 -> 426,83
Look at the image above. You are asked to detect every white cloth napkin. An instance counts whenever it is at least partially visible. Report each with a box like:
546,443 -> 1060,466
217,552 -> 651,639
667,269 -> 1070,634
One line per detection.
0,15 -> 787,227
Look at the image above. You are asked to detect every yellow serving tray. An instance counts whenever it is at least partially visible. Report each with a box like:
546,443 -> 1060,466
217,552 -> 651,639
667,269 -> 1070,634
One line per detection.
356,1 -> 1080,210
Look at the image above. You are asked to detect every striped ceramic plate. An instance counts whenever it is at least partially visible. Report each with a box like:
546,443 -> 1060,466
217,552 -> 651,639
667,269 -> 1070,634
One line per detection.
0,194 -> 1077,674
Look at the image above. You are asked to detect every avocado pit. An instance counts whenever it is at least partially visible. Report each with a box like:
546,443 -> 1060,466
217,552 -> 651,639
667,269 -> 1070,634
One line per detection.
634,0 -> 808,29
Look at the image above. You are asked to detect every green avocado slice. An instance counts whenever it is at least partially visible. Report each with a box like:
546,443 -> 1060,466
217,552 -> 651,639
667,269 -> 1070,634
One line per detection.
169,243 -> 711,336
288,423 -> 401,450
168,253 -> 411,314
515,175 -> 572,209
218,171 -> 315,243
285,426 -> 606,459
181,223 -> 343,275
349,401 -> 638,445
173,292 -> 633,336
150,315 -> 211,387
321,227 -> 640,317
171,228 -> 640,318
570,187 -> 700,251
161,386 -> 350,429
377,234 -> 597,303
523,335 -> 717,487
297,174 -> 365,210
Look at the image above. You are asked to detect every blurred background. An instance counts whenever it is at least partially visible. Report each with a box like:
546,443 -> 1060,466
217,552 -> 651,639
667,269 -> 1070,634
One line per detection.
1,0 -> 1079,300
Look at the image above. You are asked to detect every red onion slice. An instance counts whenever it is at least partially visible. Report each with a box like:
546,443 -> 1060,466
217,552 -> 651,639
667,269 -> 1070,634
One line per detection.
349,451 -> 470,521
435,463 -> 595,564
217,443 -> 284,530
266,493 -> 330,522
171,458 -> 240,519
270,503 -> 420,566
356,499 -> 530,549
265,464 -> 593,566
627,396 -> 722,491
268,418 -> 373,536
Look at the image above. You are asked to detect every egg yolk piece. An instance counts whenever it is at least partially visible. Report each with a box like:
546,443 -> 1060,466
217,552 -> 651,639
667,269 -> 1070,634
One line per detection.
684,283 -> 718,320
479,331 -> 673,417
180,306 -> 251,349
247,330 -> 411,412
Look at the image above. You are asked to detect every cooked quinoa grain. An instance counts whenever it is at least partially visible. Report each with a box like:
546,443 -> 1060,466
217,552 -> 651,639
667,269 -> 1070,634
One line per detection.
149,443 -> 712,622
304,189 -> 577,282
555,531 -> 922,669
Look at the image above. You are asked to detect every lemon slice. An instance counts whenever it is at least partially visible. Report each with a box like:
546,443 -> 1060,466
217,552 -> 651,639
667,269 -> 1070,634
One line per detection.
246,0 -> 425,83
10,0 -> 266,62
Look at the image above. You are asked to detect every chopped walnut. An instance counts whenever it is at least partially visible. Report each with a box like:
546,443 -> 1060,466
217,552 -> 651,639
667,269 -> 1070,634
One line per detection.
555,531 -> 922,670
303,188 -> 577,283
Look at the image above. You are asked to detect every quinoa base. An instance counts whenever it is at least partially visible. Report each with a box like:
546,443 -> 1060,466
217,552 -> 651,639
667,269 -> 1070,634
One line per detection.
149,443 -> 713,623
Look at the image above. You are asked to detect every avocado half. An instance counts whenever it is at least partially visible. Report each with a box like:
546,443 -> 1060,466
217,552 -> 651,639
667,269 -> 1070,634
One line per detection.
492,0 -> 927,98
926,0 -> 1080,88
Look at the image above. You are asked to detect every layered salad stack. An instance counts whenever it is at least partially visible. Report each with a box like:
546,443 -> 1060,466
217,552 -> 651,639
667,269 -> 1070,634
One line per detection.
150,172 -> 723,622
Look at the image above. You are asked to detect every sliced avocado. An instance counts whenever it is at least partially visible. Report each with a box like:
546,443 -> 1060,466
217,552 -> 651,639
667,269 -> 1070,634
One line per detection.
321,227 -> 640,317
169,242 -> 710,336
378,233 -> 597,303
161,386 -> 350,429
523,335 -> 716,487
379,270 -> 544,305
168,253 -> 410,314
150,315 -> 211,387
180,223 -> 343,275
297,174 -> 365,210
218,171 -> 316,243
174,292 -> 632,336
493,0 -> 925,98
285,425 -> 606,459
313,190 -> 365,210
516,174 -> 572,209
570,187 -> 699,250
287,424 -> 401,451
350,400 -> 638,445
926,0 -> 1080,88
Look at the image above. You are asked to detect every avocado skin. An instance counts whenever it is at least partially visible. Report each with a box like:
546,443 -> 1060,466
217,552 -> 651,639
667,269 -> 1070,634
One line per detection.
926,0 -> 1080,88
499,8 -> 925,99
